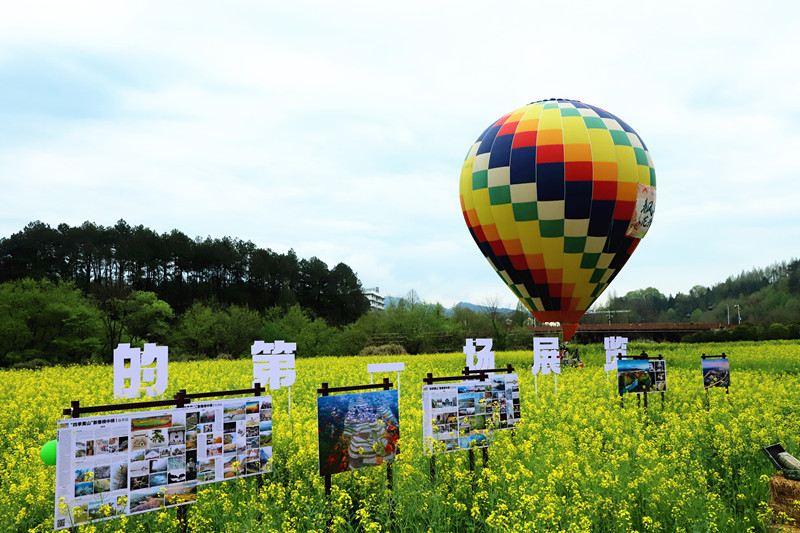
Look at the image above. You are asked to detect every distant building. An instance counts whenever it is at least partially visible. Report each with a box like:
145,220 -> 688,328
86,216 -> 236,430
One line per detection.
363,287 -> 385,311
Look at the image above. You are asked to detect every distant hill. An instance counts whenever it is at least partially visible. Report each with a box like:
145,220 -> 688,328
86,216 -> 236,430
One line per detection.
446,302 -> 515,317
384,296 -> 514,317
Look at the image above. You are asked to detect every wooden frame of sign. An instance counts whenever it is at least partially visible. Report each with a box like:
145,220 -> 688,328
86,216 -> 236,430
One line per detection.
62,384 -> 266,533
422,364 -> 515,484
316,377 -> 395,531
616,351 -> 665,410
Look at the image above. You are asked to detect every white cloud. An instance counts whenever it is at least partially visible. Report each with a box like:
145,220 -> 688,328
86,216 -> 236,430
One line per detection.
1,0 -> 799,311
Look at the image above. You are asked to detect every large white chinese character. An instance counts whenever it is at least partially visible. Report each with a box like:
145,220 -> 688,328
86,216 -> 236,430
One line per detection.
252,340 -> 296,390
113,343 -> 169,399
604,336 -> 628,372
532,337 -> 560,375
464,338 -> 494,371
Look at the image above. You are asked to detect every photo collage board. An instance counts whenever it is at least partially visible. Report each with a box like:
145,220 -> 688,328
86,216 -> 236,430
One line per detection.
702,357 -> 730,389
617,359 -> 668,395
422,374 -> 521,454
54,395 -> 272,530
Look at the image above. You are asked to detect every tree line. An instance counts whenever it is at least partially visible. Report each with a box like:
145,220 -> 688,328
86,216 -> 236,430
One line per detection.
0,220 -> 369,325
590,259 -> 800,329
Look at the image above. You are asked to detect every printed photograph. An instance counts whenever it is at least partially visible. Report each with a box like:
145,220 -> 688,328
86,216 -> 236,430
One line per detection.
185,432 -> 197,450
168,456 -> 186,470
94,439 -> 109,455
74,441 -> 87,458
164,482 -> 197,506
74,481 -> 93,497
131,432 -> 149,451
246,400 -> 259,414
260,398 -> 272,410
224,403 -> 246,422
71,505 -> 88,524
703,358 -> 730,389
130,475 -> 149,490
148,429 -> 168,448
129,461 -> 149,478
92,478 -> 110,493
260,447 -> 272,472
317,389 -> 400,476
150,458 -> 168,473
149,472 -> 168,487
260,409 -> 272,422
131,414 -> 172,432
246,460 -> 261,474
94,464 -> 110,479
168,469 -> 186,484
129,488 -> 164,514
74,468 -> 92,483
648,360 -> 668,392
168,428 -> 185,445
185,451 -> 197,481
186,412 -> 198,431
617,359 -> 652,395
200,410 -> 215,424
111,462 -> 128,491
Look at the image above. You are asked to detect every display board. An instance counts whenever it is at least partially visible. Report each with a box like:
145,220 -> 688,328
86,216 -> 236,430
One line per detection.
617,359 -> 667,395
317,389 -> 399,476
422,374 -> 520,454
702,357 -> 730,389
54,396 -> 272,530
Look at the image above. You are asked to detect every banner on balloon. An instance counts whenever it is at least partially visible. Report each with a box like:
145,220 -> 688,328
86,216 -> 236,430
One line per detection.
626,184 -> 656,238
422,374 -> 521,454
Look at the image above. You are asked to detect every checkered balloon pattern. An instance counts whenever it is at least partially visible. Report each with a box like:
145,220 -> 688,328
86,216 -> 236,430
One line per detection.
459,99 -> 656,339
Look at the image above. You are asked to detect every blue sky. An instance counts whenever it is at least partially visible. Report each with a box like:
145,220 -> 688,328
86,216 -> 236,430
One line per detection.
1,1 -> 799,309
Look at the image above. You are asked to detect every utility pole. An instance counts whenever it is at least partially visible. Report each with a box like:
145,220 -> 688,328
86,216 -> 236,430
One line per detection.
734,304 -> 741,324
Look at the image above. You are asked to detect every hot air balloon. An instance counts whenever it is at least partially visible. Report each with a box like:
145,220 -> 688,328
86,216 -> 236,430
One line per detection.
459,99 -> 656,341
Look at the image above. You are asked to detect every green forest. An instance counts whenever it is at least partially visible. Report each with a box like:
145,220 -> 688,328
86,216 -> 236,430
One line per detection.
1,221 -> 798,368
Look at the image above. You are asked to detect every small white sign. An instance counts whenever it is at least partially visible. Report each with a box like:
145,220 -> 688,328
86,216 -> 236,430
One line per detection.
252,340 -> 297,390
604,336 -> 628,372
367,362 -> 406,373
464,338 -> 495,372
113,343 -> 168,399
532,337 -> 560,376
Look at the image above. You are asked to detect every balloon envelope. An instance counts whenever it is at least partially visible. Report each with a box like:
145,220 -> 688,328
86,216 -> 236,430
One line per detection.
459,99 -> 656,340
40,439 -> 57,465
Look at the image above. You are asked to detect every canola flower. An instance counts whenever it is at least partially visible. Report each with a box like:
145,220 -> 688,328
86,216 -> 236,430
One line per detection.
1,341 -> 799,532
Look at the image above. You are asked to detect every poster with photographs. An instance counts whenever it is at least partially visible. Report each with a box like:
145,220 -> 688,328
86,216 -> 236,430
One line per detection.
190,396 -> 273,481
54,396 -> 271,530
317,389 -> 399,476
702,358 -> 730,389
617,359 -> 667,395
422,374 -> 521,454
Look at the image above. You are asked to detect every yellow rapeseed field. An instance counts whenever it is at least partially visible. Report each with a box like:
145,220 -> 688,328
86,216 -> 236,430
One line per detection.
2,340 -> 799,532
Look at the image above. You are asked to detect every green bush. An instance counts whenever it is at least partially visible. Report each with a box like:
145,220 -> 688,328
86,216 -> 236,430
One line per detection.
769,323 -> 791,340
358,344 -> 408,356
